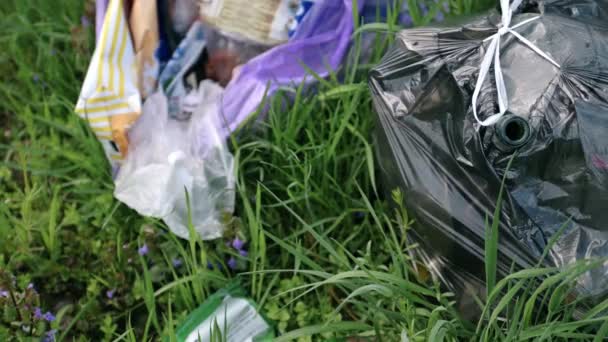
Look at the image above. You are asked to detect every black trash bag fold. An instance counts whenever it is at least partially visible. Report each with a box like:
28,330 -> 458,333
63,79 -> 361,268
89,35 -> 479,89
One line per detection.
369,0 -> 608,310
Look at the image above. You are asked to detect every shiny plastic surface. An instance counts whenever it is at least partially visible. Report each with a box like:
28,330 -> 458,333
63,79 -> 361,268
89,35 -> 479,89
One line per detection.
369,0 -> 608,302
114,81 -> 235,240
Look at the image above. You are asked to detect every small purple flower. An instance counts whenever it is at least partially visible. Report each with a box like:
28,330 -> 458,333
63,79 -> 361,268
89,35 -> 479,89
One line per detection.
172,258 -> 183,268
81,16 -> 91,28
0,290 -> 8,298
43,311 -> 55,322
207,261 -> 214,270
399,12 -> 413,27
419,2 -> 429,15
50,49 -> 56,56
227,257 -> 237,270
239,249 -> 249,257
43,329 -> 57,342
354,211 -> 365,219
106,289 -> 116,299
34,307 -> 43,320
231,238 -> 245,250
435,11 -> 445,22
138,244 -> 149,256
32,74 -> 40,83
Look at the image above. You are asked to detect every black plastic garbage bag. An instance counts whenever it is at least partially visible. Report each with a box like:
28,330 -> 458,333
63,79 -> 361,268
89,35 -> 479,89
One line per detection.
369,0 -> 608,309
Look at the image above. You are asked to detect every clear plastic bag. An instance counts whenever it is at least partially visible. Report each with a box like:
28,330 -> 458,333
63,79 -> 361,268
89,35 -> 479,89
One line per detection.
114,80 -> 235,240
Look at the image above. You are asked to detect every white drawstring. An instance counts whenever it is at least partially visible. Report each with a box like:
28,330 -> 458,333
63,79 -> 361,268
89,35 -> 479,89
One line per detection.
471,0 -> 561,126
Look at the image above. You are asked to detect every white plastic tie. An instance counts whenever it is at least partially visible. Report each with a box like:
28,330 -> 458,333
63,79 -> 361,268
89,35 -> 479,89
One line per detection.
472,0 -> 561,126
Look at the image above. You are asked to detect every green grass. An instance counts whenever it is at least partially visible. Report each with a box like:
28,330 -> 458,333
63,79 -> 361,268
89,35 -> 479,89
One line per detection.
1,0 -> 607,341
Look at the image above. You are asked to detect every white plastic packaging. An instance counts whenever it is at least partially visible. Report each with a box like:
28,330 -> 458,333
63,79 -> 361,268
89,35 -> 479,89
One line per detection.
114,80 -> 235,240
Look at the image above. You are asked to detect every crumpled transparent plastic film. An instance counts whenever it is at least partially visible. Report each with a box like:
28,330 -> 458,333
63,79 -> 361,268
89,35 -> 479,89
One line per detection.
114,80 -> 235,240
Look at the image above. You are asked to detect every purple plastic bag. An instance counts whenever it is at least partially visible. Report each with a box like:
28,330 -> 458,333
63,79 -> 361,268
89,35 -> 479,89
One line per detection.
95,0 -> 109,42
219,0 -> 361,136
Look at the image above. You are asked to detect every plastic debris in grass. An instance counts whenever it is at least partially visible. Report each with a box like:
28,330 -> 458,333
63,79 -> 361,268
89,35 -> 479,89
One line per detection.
85,0 -> 433,165
219,0 -> 431,137
199,0 -> 316,46
198,0 -> 325,87
76,0 -> 141,167
219,0 -> 361,136
114,80 -> 235,240
173,283 -> 273,342
81,0 -> 426,241
369,0 -> 608,312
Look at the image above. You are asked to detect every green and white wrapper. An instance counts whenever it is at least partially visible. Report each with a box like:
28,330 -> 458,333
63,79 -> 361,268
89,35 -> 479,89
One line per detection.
174,284 -> 274,342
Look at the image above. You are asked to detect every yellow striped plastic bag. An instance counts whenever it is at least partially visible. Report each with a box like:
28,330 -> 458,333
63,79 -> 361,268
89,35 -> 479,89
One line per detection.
75,0 -> 141,168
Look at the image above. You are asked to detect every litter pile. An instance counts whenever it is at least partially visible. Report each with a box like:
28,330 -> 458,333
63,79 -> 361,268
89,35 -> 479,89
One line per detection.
75,0 -> 608,322
370,0 -> 608,309
75,0 -> 434,239
74,3 -> 430,336
77,0 -> 359,240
